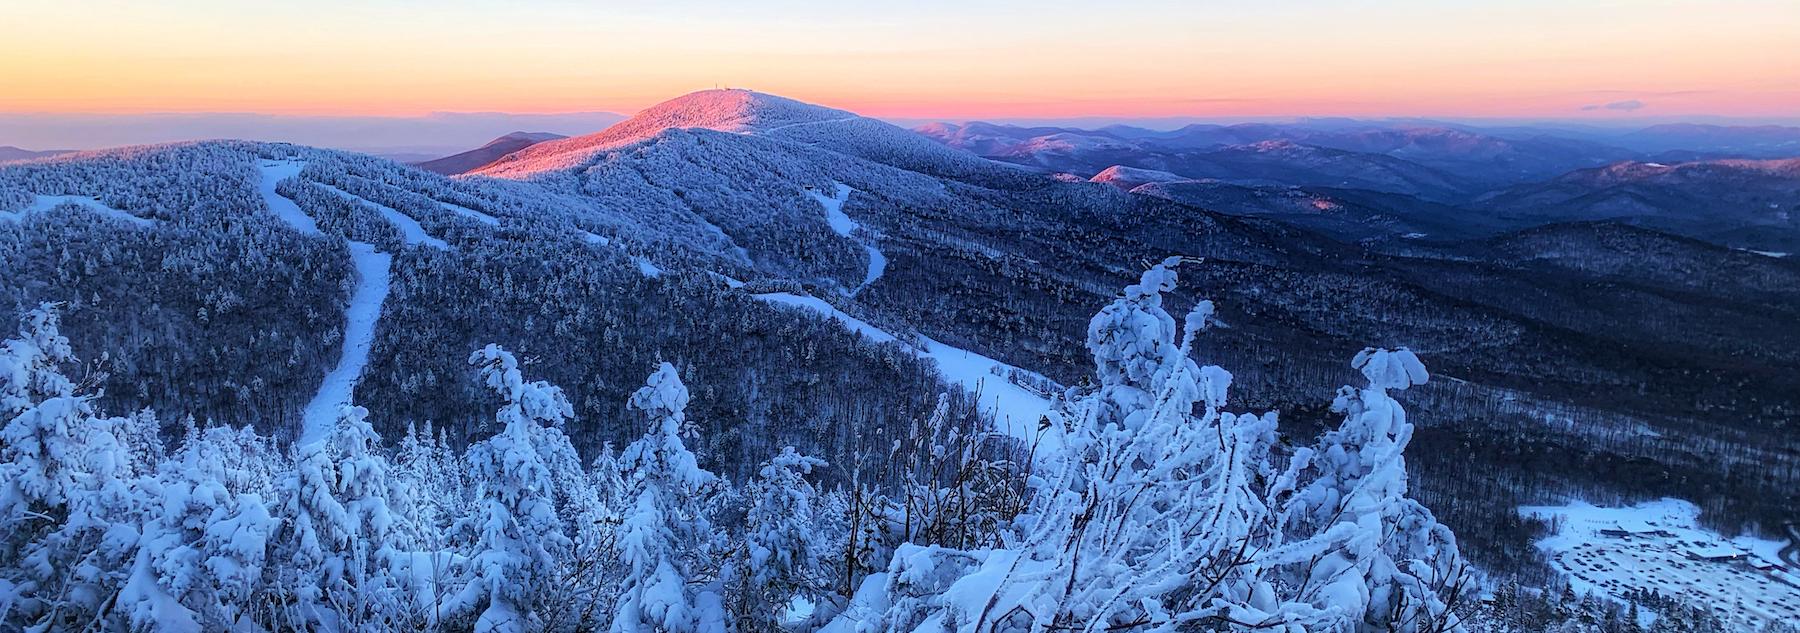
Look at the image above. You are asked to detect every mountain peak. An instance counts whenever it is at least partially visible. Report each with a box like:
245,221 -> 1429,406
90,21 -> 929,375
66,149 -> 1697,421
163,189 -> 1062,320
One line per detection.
623,89 -> 855,134
470,89 -> 857,178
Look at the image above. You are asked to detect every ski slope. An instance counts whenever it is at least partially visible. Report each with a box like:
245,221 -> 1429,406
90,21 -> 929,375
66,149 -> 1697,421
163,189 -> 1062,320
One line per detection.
257,161 -> 320,235
297,242 -> 393,445
1520,498 -> 1799,630
806,182 -> 886,295
316,183 -> 451,250
4,195 -> 156,227
438,200 -> 500,226
255,161 -> 397,444
754,292 -> 1059,449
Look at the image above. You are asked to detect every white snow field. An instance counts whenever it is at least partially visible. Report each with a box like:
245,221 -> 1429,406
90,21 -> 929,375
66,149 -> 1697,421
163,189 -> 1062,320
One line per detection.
316,182 -> 451,250
754,292 -> 1060,450
4,194 -> 156,227
806,182 -> 886,295
1520,498 -> 1799,630
257,161 -> 397,445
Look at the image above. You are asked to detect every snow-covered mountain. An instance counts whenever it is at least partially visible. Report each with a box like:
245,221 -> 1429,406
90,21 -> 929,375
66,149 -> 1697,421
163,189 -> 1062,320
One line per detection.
1,89 -> 1795,632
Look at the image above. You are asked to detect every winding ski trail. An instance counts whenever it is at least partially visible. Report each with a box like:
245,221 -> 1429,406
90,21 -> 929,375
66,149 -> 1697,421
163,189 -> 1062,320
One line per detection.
257,160 -> 396,444
4,195 -> 156,227
753,291 -> 1059,450
806,182 -> 885,295
316,183 -> 450,250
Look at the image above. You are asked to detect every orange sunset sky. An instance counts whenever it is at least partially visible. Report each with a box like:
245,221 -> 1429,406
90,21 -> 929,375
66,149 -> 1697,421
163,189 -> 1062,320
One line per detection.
2,0 -> 1797,120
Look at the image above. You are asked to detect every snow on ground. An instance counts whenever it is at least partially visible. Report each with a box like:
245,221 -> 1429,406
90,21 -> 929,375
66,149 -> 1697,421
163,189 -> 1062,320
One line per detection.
1520,498 -> 1799,630
316,183 -> 450,250
806,182 -> 886,295
1751,250 -> 1789,258
754,292 -> 1059,450
257,161 -> 320,235
256,161 -> 396,445
4,195 -> 156,227
437,200 -> 500,226
297,242 -> 393,445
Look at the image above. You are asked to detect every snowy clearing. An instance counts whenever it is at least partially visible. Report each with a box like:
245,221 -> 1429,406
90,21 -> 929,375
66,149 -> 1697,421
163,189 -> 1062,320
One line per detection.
806,182 -> 886,295
317,183 -> 450,250
258,161 -> 320,235
754,292 -> 1059,449
4,195 -> 156,227
297,242 -> 393,445
1520,498 -> 1799,630
438,200 -> 500,226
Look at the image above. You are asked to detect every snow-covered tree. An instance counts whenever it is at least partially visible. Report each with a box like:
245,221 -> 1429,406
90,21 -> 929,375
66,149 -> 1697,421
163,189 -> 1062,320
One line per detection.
394,419 -> 467,542
1261,347 -> 1472,632
0,305 -> 163,630
0,304 -> 91,524
611,362 -> 727,633
733,446 -> 827,631
450,344 -> 575,633
118,422 -> 279,631
268,404 -> 412,630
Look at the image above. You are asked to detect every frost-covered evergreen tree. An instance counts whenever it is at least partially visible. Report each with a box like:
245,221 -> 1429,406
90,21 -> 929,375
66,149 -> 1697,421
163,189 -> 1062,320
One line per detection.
269,404 -> 412,630
395,419 -> 467,542
450,344 -> 575,633
0,304 -> 90,525
120,423 -> 280,631
1262,347 -> 1471,632
733,446 -> 826,632
0,305 -> 159,630
612,362 -> 728,633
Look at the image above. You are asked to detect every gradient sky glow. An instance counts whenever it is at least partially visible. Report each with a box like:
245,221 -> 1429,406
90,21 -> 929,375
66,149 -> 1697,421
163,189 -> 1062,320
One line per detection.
4,0 -> 1798,120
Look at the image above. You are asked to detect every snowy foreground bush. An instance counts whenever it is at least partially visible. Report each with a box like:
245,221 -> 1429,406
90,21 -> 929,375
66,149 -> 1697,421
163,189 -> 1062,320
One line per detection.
0,258 -> 1470,632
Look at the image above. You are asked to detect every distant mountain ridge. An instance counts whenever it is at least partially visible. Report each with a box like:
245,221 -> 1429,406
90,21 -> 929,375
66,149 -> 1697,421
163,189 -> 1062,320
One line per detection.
413,131 -> 567,175
0,146 -> 72,163
1476,157 -> 1800,251
916,119 -> 1638,191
